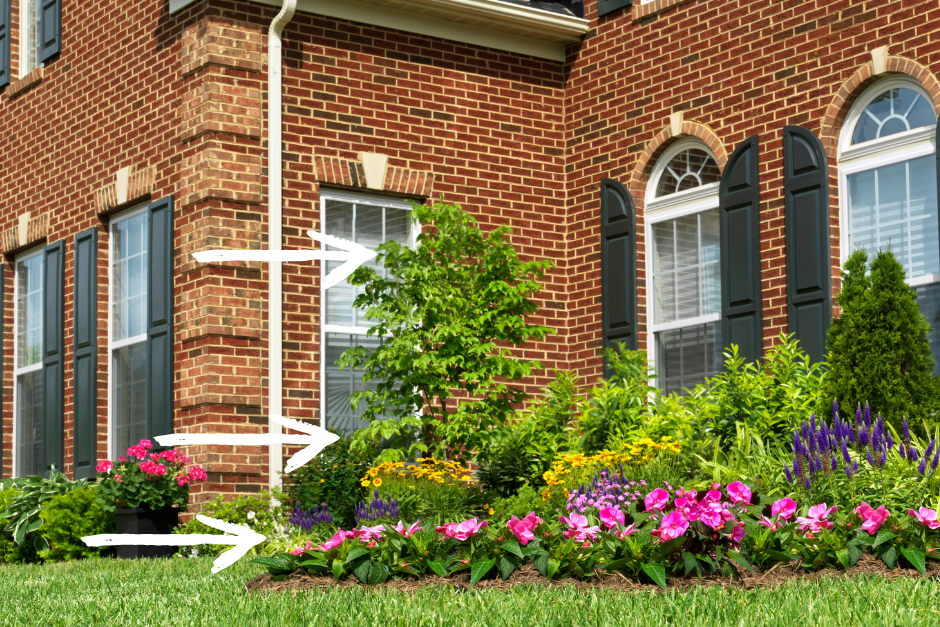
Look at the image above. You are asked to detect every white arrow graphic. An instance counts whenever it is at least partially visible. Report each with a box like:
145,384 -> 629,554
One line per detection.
192,229 -> 377,289
82,515 -> 266,574
154,415 -> 339,474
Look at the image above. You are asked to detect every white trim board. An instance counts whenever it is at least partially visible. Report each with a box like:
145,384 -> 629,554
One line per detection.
169,0 -> 587,61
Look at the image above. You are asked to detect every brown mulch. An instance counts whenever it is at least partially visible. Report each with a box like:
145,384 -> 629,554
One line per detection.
243,554 -> 940,596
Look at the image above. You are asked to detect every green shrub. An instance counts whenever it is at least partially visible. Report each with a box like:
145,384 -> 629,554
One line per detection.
172,488 -> 288,558
38,486 -> 114,562
0,488 -> 39,564
281,432 -> 378,528
818,249 -> 940,438
489,483 -> 565,524
0,469 -> 93,553
476,370 -> 582,496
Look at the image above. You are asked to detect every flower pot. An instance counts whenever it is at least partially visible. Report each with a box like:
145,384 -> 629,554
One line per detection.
114,506 -> 180,559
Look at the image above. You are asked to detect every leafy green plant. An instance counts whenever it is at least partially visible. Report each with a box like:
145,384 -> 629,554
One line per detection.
476,369 -> 582,496
38,486 -> 114,562
0,487 -> 40,564
818,248 -> 940,438
489,484 -> 565,525
281,432 -> 377,528
0,467 -> 92,552
172,488 -> 288,558
337,200 -> 555,463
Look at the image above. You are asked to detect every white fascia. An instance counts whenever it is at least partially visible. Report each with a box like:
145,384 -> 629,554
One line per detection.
169,0 -> 589,61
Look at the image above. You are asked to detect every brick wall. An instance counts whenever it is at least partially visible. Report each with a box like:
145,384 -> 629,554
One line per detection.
563,0 -> 940,386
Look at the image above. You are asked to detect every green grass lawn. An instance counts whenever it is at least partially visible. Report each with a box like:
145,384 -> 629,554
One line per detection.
1,555 -> 939,627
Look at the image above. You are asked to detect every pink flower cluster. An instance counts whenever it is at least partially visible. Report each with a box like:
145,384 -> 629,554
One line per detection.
126,440 -> 153,460
392,520 -> 424,538
140,460 -> 168,475
599,506 -> 639,539
910,507 -> 940,529
644,482 -> 751,545
757,497 -> 797,531
95,460 -> 113,473
854,502 -> 889,535
558,513 -> 601,543
313,520 -> 424,552
506,513 -> 542,545
795,503 -> 838,533
436,518 -> 488,541
95,439 -> 207,487
175,466 -> 207,486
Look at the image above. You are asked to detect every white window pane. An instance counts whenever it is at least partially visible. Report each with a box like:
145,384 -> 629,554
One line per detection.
16,369 -> 43,477
651,208 -> 719,324
324,333 -> 393,436
113,342 -> 149,457
16,255 -> 43,369
847,155 -> 939,280
656,322 -> 722,395
852,88 -> 937,145
112,212 -> 149,341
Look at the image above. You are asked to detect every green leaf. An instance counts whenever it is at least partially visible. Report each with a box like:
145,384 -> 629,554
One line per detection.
345,547 -> 369,564
659,536 -> 686,557
533,553 -> 549,577
500,539 -> 523,559
470,558 -> 497,586
725,550 -> 754,573
366,563 -> 389,585
878,543 -> 898,570
427,560 -> 449,577
899,546 -> 927,575
498,555 -> 518,581
873,530 -> 896,549
681,551 -> 698,577
836,549 -> 850,570
640,562 -> 668,590
352,559 -> 373,585
297,561 -> 330,573
847,541 -> 863,566
546,558 -> 561,580
332,558 -> 345,581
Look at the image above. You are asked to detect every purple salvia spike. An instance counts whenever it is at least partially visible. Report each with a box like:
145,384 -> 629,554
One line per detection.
853,460 -> 859,473
926,439 -> 937,462
866,449 -> 875,467
841,440 -> 851,465
856,404 -> 863,426
833,398 -> 840,422
864,402 -> 871,432
919,458 -> 927,475
887,430 -> 893,450
845,464 -> 853,479
859,429 -> 869,448
832,456 -> 837,471
932,446 -> 940,471
900,443 -> 906,459
802,421 -> 810,442
811,413 -> 817,434
879,448 -> 886,468
804,476 -> 812,489
821,423 -> 830,453
784,465 -> 793,483
903,418 -> 911,445
911,447 -> 920,463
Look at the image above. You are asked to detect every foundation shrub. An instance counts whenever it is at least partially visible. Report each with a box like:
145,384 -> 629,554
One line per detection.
37,486 -> 114,562
0,487 -> 40,564
817,249 -> 940,439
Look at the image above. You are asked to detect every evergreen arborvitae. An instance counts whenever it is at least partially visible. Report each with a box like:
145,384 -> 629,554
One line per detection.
819,248 -> 940,437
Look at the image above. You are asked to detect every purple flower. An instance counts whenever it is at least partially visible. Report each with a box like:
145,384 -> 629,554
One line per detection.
925,439 -> 936,462
853,460 -> 859,474
919,458 -> 927,475
900,443 -> 906,459
856,404 -> 863,427
833,399 -> 840,422
911,447 -> 920,463
864,403 -> 871,432
846,464 -> 853,479
784,465 -> 793,483
841,440 -> 852,466
879,448 -> 886,467
831,456 -> 837,471
866,449 -> 874,467
804,476 -> 811,489
887,430 -> 893,451
932,446 -> 940,472
903,418 -> 911,444
859,428 -> 869,448
810,413 -> 817,435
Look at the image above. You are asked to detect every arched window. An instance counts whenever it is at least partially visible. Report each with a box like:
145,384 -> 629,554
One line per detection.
839,77 -> 940,372
646,139 -> 722,394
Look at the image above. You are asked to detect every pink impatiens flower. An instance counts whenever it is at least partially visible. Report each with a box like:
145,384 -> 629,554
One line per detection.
651,511 -> 689,542
506,513 -> 542,545
674,492 -> 700,522
854,502 -> 889,535
358,524 -> 385,541
598,506 -> 625,530
95,460 -> 113,473
796,503 -> 838,533
558,513 -> 601,543
392,520 -> 424,538
909,507 -> 940,530
726,481 -> 751,505
290,541 -> 314,555
436,518 -> 488,541
644,488 -> 670,512
771,498 -> 797,521
731,521 -> 746,545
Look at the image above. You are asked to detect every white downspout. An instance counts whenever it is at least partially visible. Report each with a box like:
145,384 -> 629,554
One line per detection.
268,0 -> 297,499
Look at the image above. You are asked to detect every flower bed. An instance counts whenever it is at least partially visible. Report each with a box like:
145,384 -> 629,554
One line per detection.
247,481 -> 940,592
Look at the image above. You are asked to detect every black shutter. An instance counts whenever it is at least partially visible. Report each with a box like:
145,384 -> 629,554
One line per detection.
72,228 -> 97,480
597,0 -> 631,18
147,197 -> 174,449
42,241 -> 64,478
0,0 -> 10,89
783,126 -> 831,364
719,135 -> 763,363
600,178 -> 637,375
38,0 -> 60,64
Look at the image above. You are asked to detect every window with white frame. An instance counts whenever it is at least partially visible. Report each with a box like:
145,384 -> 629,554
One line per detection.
109,205 -> 149,458
838,77 -> 940,373
646,140 -> 723,394
14,248 -> 43,476
320,191 -> 416,436
19,0 -> 40,77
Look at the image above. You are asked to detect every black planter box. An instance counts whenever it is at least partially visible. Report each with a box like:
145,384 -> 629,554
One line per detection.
114,506 -> 180,559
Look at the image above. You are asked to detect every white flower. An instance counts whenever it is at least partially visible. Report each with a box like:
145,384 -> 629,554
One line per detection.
191,548 -> 200,557
247,511 -> 256,520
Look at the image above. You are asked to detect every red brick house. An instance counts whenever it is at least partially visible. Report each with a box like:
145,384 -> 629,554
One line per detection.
1,0 -> 938,516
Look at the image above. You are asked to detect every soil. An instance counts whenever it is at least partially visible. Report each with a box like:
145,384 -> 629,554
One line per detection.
243,553 -> 940,596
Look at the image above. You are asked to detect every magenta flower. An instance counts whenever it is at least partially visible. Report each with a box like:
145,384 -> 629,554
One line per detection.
436,518 -> 488,541
506,513 -> 542,545
358,524 -> 386,541
392,519 -> 424,538
95,460 -> 113,473
771,497 -> 797,521
674,494 -> 700,522
796,503 -> 838,533
558,513 -> 601,542
317,529 -> 348,551
290,541 -> 314,555
731,522 -> 746,545
644,488 -> 670,512
726,481 -> 751,505
615,523 -> 640,539
909,507 -> 940,530
854,502 -> 889,535
598,506 -> 625,530
188,466 -> 208,482
651,511 -> 689,542
757,514 -> 780,531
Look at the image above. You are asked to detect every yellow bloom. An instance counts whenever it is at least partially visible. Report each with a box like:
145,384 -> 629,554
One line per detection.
361,480 -> 370,487
488,508 -> 495,515
372,478 -> 383,487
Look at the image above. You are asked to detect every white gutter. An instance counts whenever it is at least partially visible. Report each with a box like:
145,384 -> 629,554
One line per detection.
268,0 -> 297,499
